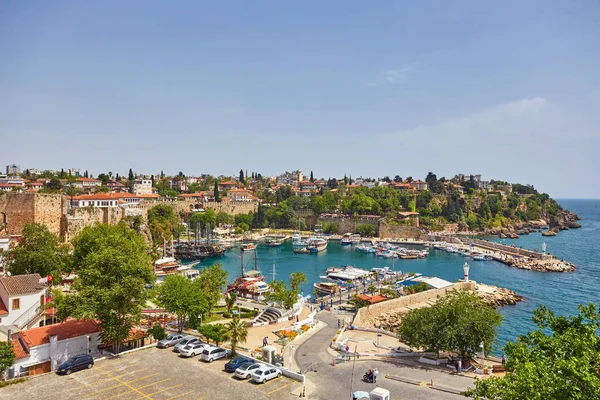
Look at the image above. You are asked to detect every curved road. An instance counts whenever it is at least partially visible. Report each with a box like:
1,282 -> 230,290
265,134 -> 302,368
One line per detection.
295,312 -> 471,400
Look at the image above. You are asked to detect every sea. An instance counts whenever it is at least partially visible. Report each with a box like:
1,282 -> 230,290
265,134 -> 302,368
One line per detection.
197,199 -> 600,352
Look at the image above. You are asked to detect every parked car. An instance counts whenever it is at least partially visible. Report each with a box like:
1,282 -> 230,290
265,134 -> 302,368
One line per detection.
57,354 -> 94,375
200,346 -> 229,362
234,362 -> 263,379
251,365 -> 281,383
179,342 -> 209,358
173,336 -> 200,353
224,356 -> 252,372
157,334 -> 185,349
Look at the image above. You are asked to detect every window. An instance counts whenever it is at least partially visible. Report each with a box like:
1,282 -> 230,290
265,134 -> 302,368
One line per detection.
12,298 -> 20,310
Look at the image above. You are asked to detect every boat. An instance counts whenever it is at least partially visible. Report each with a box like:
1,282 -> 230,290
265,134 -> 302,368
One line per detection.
341,233 -> 353,246
350,234 -> 361,245
314,282 -> 342,296
241,243 -> 257,252
307,238 -> 328,253
265,236 -> 286,247
326,265 -> 371,282
473,254 -> 492,261
293,247 -> 310,254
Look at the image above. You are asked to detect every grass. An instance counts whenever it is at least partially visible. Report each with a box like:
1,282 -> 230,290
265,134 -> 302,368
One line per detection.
0,378 -> 26,388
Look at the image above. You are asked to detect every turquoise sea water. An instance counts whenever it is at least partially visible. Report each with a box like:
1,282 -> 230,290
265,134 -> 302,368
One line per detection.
198,199 -> 600,351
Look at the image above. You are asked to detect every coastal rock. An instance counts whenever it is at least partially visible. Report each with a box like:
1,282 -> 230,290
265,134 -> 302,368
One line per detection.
542,230 -> 557,237
475,285 -> 524,307
567,221 -> 582,229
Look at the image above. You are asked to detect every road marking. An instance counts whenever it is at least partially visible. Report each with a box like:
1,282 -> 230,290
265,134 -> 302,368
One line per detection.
105,379 -> 170,400
144,384 -> 183,397
84,373 -> 161,398
164,391 -> 194,400
255,377 -> 281,387
267,381 -> 295,395
117,367 -> 150,378
124,373 -> 161,384
90,368 -> 154,400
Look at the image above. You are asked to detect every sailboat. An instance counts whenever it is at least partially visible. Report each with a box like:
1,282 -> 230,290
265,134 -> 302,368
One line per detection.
226,244 -> 270,300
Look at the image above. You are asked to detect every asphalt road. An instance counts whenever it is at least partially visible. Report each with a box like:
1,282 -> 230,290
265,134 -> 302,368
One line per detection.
0,347 -> 300,400
295,312 -> 472,400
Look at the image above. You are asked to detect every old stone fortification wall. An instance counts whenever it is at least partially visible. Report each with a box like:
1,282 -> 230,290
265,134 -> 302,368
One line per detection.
319,216 -> 380,235
352,281 -> 475,328
378,222 -> 422,240
65,207 -> 125,241
137,199 -> 257,216
0,193 -> 65,238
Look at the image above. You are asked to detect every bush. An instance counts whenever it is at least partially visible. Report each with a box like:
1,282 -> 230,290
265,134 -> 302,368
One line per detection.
222,312 -> 231,319
147,324 -> 167,341
356,224 -> 376,237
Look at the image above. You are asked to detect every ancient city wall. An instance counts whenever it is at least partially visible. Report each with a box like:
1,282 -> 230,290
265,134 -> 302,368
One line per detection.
0,193 -> 65,238
352,281 -> 476,328
65,207 -> 125,241
137,199 -> 258,216
319,216 -> 380,235
378,223 -> 422,240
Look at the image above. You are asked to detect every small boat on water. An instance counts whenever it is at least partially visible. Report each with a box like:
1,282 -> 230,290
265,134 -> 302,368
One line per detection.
341,233 -> 353,246
307,238 -> 328,253
265,236 -> 286,247
472,253 -> 493,261
241,243 -> 257,252
314,282 -> 343,296
293,247 -> 310,254
326,265 -> 371,282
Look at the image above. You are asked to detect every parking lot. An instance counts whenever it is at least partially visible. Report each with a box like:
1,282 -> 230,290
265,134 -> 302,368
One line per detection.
0,347 -> 301,400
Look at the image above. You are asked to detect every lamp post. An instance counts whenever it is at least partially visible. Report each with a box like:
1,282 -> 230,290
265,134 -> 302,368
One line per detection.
542,242 -> 547,255
198,314 -> 203,327
480,342 -> 485,369
463,262 -> 470,283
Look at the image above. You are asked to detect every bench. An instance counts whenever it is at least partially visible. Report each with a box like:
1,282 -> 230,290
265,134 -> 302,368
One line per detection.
492,365 -> 506,373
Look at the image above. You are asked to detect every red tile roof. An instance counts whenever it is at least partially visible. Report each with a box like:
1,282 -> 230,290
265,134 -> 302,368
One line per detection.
77,177 -> 101,182
0,274 -> 45,296
356,294 -> 388,304
11,339 -> 28,359
0,297 -> 8,316
18,319 -> 99,348
73,193 -> 137,200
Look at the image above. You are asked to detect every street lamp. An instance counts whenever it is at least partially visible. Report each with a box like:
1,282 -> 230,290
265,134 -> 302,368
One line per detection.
463,262 -> 470,283
480,342 -> 485,369
198,314 -> 203,327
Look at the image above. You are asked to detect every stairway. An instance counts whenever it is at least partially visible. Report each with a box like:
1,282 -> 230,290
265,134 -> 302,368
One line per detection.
255,307 -> 283,324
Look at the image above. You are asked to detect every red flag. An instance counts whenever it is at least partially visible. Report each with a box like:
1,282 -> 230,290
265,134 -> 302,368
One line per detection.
47,275 -> 53,282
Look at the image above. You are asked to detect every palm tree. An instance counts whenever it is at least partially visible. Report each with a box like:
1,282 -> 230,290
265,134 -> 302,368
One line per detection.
225,292 -> 237,314
223,315 -> 248,357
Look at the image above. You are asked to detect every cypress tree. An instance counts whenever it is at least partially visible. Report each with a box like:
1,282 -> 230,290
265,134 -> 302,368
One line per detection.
310,171 -> 314,182
128,168 -> 134,181
214,181 -> 220,202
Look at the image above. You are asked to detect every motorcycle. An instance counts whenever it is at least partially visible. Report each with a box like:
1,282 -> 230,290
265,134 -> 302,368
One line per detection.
362,371 -> 375,383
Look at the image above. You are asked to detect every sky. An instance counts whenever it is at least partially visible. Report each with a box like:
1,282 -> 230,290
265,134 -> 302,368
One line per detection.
1,1 -> 599,198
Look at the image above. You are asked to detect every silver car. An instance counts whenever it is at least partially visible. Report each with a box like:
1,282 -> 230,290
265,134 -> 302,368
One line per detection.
179,342 -> 209,358
156,334 -> 185,349
234,363 -> 263,379
251,365 -> 281,383
173,336 -> 199,353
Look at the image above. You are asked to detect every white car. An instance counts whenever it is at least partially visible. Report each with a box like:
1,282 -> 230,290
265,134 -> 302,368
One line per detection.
173,336 -> 199,353
251,366 -> 281,383
179,342 -> 209,357
234,363 -> 263,379
200,346 -> 229,362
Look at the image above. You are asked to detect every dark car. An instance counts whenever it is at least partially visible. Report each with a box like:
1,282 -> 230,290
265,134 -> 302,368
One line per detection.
57,354 -> 94,375
224,356 -> 252,372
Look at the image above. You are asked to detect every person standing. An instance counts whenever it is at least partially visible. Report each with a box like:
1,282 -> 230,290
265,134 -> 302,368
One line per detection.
373,368 -> 379,383
501,354 -> 506,366
457,359 -> 462,373
263,336 -> 268,347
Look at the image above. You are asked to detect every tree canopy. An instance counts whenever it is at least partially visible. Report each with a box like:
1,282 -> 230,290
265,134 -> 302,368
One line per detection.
70,224 -> 154,353
156,275 -> 207,333
465,303 -> 600,400
9,223 -> 71,282
147,204 -> 177,244
397,290 -> 502,360
0,342 -> 16,376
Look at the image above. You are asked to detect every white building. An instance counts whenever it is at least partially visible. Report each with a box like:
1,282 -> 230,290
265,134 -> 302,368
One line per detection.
276,170 -> 303,186
133,179 -> 153,195
0,274 -> 47,330
10,319 -> 101,376
70,193 -> 140,208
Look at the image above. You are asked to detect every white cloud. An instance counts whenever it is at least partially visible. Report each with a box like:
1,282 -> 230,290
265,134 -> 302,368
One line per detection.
367,66 -> 414,86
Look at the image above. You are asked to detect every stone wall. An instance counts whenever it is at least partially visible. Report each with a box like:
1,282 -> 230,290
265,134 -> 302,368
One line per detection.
137,199 -> 258,216
65,207 -> 125,241
319,216 -> 381,235
352,281 -> 475,328
0,193 -> 65,238
378,222 -> 422,240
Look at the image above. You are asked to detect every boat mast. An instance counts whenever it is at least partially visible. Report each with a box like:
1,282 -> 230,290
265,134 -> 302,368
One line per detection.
272,262 -> 276,282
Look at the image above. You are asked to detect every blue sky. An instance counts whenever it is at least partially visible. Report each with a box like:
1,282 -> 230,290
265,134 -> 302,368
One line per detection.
1,1 -> 599,197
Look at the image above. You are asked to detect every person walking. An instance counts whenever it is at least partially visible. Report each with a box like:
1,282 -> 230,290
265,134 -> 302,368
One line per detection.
501,354 -> 506,366
457,359 -> 462,373
262,336 -> 268,347
373,369 -> 379,383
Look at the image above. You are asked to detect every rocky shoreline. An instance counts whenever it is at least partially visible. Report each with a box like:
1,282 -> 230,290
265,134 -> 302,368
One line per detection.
475,284 -> 524,307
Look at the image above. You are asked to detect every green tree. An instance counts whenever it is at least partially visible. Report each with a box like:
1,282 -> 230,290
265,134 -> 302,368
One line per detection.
147,324 -> 167,341
310,171 -> 314,182
356,224 -> 376,237
465,303 -> 600,400
289,271 -> 307,293
239,169 -> 245,184
128,168 -> 134,182
198,323 -> 228,346
156,275 -> 206,333
70,224 -> 154,353
225,292 -> 237,314
223,315 -> 248,357
195,264 -> 228,315
46,178 -> 62,192
9,223 -> 71,282
0,342 -> 16,376
397,290 -> 502,360
214,181 -> 220,202
148,204 -> 177,244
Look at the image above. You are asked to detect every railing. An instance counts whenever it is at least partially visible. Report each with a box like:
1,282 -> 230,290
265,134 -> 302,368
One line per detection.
13,302 -> 44,330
